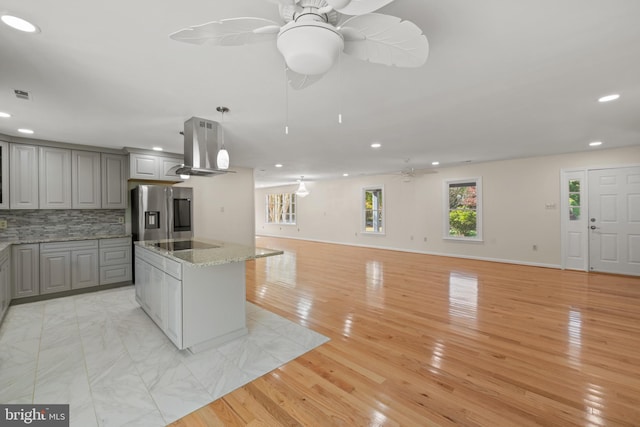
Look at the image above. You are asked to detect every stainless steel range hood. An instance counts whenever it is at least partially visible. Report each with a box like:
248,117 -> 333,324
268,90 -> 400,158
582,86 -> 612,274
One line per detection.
168,117 -> 233,177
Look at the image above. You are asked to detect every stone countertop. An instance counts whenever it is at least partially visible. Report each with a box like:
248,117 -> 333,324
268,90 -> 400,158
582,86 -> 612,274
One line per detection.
0,234 -> 131,250
135,238 -> 283,267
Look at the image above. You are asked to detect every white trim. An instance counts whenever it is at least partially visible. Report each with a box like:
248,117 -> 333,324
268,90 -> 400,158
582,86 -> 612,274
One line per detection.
256,234 -> 561,270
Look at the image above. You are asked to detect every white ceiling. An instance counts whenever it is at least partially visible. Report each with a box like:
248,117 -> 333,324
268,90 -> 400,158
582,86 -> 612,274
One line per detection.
1,0 -> 639,187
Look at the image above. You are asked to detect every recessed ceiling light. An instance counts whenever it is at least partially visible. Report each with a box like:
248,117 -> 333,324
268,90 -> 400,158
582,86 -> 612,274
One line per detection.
343,173 -> 349,177
598,94 -> 620,103
18,128 -> 34,134
370,143 -> 381,149
589,141 -> 603,147
1,15 -> 40,33
152,147 -> 163,151
431,161 -> 440,166
0,112 -> 10,118
275,164 -> 283,168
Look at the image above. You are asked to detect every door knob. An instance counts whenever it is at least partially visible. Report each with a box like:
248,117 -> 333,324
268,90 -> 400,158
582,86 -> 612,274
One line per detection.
590,225 -> 598,230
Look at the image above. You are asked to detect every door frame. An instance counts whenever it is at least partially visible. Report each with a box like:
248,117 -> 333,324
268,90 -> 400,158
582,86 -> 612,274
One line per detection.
561,163 -> 640,272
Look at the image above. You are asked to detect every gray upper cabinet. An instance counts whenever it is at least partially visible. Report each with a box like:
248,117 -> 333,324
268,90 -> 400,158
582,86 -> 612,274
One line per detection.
101,153 -> 127,209
129,153 -> 182,182
72,150 -> 101,209
39,146 -> 72,209
0,141 -> 9,209
160,156 -> 183,181
10,144 -> 39,209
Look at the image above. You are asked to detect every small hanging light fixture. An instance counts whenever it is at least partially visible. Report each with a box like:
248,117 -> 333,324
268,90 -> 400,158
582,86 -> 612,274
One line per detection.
296,176 -> 310,198
216,106 -> 230,170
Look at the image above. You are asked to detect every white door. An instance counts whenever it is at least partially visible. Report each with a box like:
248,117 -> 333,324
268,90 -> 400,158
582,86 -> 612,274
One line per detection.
588,166 -> 640,276
561,170 -> 588,270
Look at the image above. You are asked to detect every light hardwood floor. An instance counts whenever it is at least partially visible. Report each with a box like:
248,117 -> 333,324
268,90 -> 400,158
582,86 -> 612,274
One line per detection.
171,237 -> 640,426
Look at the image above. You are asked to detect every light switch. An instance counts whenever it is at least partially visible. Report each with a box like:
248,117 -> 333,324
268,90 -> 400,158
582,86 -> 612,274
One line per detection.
0,220 -> 6,229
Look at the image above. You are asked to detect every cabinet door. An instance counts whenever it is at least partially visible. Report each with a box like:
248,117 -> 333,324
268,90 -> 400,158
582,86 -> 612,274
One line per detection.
160,156 -> 183,182
101,154 -> 127,209
164,274 -> 183,348
0,141 -> 9,209
0,255 -> 9,321
39,147 -> 72,209
72,150 -> 101,209
10,144 -> 39,209
134,257 -> 146,306
11,244 -> 40,298
129,154 -> 158,180
148,265 -> 164,326
72,249 -> 99,289
40,251 -> 71,294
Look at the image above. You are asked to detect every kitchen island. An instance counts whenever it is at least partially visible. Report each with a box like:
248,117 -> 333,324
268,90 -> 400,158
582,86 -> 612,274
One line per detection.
134,238 -> 282,352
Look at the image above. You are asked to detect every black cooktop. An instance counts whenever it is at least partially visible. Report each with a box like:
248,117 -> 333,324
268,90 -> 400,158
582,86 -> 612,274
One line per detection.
153,240 -> 219,251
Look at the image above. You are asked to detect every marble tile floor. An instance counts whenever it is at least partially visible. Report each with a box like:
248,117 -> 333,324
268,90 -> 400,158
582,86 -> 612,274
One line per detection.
0,286 -> 329,426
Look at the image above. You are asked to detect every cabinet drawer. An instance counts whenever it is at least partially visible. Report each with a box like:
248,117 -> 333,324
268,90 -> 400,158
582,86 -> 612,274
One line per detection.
100,246 -> 131,266
164,258 -> 182,280
41,240 -> 98,252
136,246 -> 182,280
100,264 -> 132,285
99,237 -> 131,248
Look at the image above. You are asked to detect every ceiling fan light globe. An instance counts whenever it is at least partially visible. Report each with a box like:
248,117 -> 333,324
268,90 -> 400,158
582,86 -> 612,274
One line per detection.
277,21 -> 344,75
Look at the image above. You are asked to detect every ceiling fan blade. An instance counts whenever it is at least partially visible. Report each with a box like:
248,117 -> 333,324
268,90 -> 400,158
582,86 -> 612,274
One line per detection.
339,13 -> 428,67
327,0 -> 394,15
169,17 -> 280,46
287,68 -> 323,90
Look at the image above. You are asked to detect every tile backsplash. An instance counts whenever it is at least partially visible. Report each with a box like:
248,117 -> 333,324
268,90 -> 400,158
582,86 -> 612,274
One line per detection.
0,209 -> 126,242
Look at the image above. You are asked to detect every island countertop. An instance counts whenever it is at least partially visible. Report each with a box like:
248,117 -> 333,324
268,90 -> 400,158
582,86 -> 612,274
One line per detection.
134,238 -> 283,267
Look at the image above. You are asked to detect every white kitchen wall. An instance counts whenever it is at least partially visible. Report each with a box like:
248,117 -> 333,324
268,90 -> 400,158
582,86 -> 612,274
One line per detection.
255,145 -> 640,267
176,167 -> 255,246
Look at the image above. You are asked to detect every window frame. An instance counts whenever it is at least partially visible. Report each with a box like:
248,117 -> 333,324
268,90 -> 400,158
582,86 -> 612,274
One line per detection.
362,185 -> 385,235
443,177 -> 483,242
265,192 -> 297,225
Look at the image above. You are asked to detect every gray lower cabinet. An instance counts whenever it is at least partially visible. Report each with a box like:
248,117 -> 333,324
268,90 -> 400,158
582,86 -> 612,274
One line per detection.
99,237 -> 132,285
12,244 -> 40,298
0,248 -> 10,321
40,240 -> 99,293
40,251 -> 72,294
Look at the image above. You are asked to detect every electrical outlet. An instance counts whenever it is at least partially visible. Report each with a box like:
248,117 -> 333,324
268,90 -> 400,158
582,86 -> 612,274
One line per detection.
532,244 -> 538,251
410,235 -> 414,241
0,220 -> 7,229
117,217 -> 124,224
423,237 -> 427,242
220,206 -> 225,213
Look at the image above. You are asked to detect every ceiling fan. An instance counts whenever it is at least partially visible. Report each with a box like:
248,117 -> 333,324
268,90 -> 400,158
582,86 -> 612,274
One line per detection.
169,0 -> 429,89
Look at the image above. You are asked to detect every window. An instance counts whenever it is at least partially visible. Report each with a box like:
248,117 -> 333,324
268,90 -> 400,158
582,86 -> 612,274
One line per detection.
444,178 -> 482,240
568,179 -> 581,220
265,193 -> 296,225
363,187 -> 384,234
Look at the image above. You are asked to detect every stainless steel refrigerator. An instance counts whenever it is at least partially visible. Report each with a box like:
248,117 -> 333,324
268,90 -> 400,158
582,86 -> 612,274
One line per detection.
131,185 -> 194,242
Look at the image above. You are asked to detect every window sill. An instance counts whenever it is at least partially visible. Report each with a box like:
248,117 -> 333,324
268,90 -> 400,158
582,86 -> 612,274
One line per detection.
443,236 -> 484,243
361,231 -> 386,236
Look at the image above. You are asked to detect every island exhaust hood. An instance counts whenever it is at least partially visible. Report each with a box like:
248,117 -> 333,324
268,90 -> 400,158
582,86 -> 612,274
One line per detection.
168,117 -> 233,177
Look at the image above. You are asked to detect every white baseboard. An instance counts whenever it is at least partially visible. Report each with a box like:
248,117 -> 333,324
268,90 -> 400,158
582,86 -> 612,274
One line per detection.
256,234 -> 562,270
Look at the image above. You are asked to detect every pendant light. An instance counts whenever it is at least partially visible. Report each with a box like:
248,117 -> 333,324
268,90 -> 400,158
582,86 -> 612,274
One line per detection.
296,176 -> 310,198
216,106 -> 230,170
